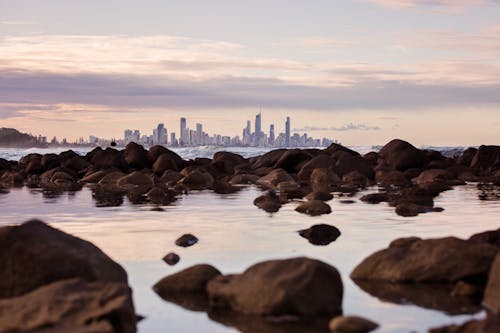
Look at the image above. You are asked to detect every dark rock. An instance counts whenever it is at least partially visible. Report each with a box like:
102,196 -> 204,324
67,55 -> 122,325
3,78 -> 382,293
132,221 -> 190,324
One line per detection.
160,170 -> 183,185
375,169 -> 411,188
179,168 -> 214,189
0,171 -> 24,187
61,155 -> 90,173
152,154 -> 179,175
310,168 -> 341,192
0,220 -> 128,298
117,171 -> 154,195
148,145 -> 184,168
97,171 -> 127,193
254,191 -> 282,213
451,281 -> 483,298
212,151 -> 247,174
295,200 -> 332,216
146,186 -> 177,205
342,170 -> 368,187
329,315 -> 379,333
80,170 -> 108,183
429,315 -> 500,333
207,257 -> 343,317
305,191 -> 333,201
229,174 -> 259,185
153,264 -> 221,295
274,149 -> 313,173
298,224 -> 341,245
251,149 -> 287,169
324,143 -> 360,156
484,253 -> 500,312
257,168 -> 294,189
360,192 -> 389,204
339,200 -> 356,204
41,153 -> 61,170
332,151 -> 374,179
457,147 -> 478,166
91,148 -> 127,171
470,145 -> 500,173
163,252 -> 180,266
469,228 -> 500,248
297,154 -> 336,182
175,234 -> 198,247
0,278 -> 136,333
124,142 -> 149,169
379,139 -> 427,171
350,236 -> 498,284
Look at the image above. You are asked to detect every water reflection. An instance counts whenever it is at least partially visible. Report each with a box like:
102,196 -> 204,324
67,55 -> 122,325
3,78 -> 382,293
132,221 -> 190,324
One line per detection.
353,280 -> 483,315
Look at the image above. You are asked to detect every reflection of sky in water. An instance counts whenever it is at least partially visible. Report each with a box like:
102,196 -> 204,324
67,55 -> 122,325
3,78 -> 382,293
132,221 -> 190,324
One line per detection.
1,184 -> 498,333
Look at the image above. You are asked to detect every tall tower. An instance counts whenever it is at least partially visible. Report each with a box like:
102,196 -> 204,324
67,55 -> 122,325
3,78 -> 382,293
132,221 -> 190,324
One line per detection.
285,116 -> 290,147
269,124 -> 275,146
255,113 -> 262,135
196,123 -> 203,145
180,117 -> 187,145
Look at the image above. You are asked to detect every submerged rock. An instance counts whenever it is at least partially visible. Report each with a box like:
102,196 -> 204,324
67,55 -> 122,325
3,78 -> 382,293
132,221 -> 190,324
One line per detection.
329,315 -> 379,333
0,220 -> 128,298
175,234 -> 199,247
153,264 -> 221,296
298,224 -> 341,246
295,200 -> 332,216
162,252 -> 180,266
207,257 -> 343,317
254,191 -> 282,213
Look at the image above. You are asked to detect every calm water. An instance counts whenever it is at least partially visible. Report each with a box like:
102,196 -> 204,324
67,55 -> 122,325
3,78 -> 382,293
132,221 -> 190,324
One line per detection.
1,146 -> 496,333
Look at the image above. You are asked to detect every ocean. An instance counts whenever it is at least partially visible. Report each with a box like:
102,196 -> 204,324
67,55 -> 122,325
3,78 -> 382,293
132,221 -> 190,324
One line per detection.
1,145 -> 497,333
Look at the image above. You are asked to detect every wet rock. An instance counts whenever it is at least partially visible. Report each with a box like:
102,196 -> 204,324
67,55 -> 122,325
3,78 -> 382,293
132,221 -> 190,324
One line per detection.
350,236 -> 498,284
295,200 -> 332,216
257,168 -> 294,189
25,158 -> 44,174
451,281 -> 483,298
353,280 -> 482,315
90,148 -> 128,171
41,153 -> 61,170
117,171 -> 154,195
0,278 -> 136,333
416,169 -> 453,186
325,143 -> 360,156
395,202 -> 430,217
310,168 -> 341,192
470,145 -> 500,173
457,147 -> 478,167
254,191 -> 282,213
152,154 -> 179,175
332,151 -> 374,179
212,151 -> 247,174
61,155 -> 89,173
339,199 -> 356,204
274,149 -> 313,173
207,257 -> 343,317
360,192 -> 389,204
146,186 -> 177,205
148,145 -> 184,168
297,154 -> 336,182
179,168 -> 214,189
375,169 -> 411,188
429,315 -> 500,333
298,224 -> 341,245
483,253 -> 500,312
342,170 -> 369,187
251,149 -> 288,169
469,228 -> 500,248
229,173 -> 259,185
305,191 -> 333,201
97,171 -> 127,193
153,264 -> 221,295
175,233 -> 198,247
0,171 -> 24,187
163,252 -> 180,266
379,139 -> 427,171
329,315 -> 379,333
80,170 -> 108,183
0,220 -> 128,298
124,142 -> 149,169
160,170 -> 183,185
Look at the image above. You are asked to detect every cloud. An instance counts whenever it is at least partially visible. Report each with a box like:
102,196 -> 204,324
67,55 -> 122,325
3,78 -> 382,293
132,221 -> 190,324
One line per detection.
278,37 -> 358,48
293,123 -> 381,132
365,0 -> 495,8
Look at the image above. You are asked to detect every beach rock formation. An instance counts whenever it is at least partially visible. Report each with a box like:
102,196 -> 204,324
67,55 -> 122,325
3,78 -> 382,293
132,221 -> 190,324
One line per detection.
206,257 -> 343,317
295,200 -> 332,216
254,190 -> 282,213
175,233 -> 199,247
483,253 -> 500,312
329,315 -> 379,333
153,264 -> 221,296
0,278 -> 136,333
378,139 -> 427,171
298,224 -> 341,246
163,252 -> 180,266
429,315 -> 500,333
0,220 -> 128,298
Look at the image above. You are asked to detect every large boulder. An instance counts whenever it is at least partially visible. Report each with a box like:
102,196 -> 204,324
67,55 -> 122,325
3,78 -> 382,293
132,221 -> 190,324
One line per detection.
295,200 -> 332,216
0,278 -> 136,333
297,154 -> 336,182
332,151 -> 374,179
350,236 -> 498,283
483,253 -> 500,313
257,169 -> 294,189
212,152 -> 247,174
429,315 -> 500,333
273,149 -> 313,173
0,220 -> 127,298
379,139 -> 427,171
253,191 -> 283,213
470,145 -> 500,173
310,168 -> 341,192
148,145 -> 184,169
251,149 -> 287,169
152,154 -> 179,175
153,264 -> 221,296
123,142 -> 149,169
207,257 -> 343,317
117,171 -> 154,195
329,315 -> 379,333
90,148 -> 127,171
298,224 -> 341,245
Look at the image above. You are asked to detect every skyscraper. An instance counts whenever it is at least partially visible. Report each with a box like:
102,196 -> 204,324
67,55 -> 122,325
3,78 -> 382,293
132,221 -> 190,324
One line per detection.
196,123 -> 203,145
156,123 -> 167,145
255,113 -> 262,134
285,116 -> 291,147
180,117 -> 187,145
269,124 -> 275,146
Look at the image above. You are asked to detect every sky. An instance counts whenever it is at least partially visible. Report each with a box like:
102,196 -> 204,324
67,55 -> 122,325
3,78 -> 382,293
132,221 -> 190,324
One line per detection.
1,0 -> 499,146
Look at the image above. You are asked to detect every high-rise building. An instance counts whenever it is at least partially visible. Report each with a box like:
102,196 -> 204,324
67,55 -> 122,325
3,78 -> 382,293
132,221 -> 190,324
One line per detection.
124,129 -> 133,142
285,116 -> 291,147
180,117 -> 187,145
156,123 -> 167,145
269,124 -> 275,146
255,113 -> 262,134
196,123 -> 203,145
170,132 -> 177,146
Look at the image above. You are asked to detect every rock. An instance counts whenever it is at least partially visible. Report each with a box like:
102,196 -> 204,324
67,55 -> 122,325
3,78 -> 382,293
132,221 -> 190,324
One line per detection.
97,171 -> 127,192
41,153 -> 61,170
470,145 -> 500,173
342,170 -> 368,187
148,145 -> 184,169
276,180 -> 301,194
273,149 -> 313,173
457,147 -> 478,166
229,173 -> 259,185
124,142 -> 149,169
179,168 -> 214,189
395,202 -> 427,217
153,264 -> 221,295
25,158 -> 44,174
379,139 -> 427,171
350,236 -> 498,283
329,315 -> 378,333
305,191 -> 333,201
298,224 -> 341,245
469,228 -> 500,248
175,233 -> 199,247
310,168 -> 341,192
416,169 -> 453,186
451,281 -> 483,298
375,169 -> 411,188
146,186 -> 177,205
297,154 -> 336,182
90,148 -> 127,171
0,220 -> 128,298
0,278 -> 136,333
163,252 -> 180,266
212,151 -> 247,174
0,171 -> 24,187
160,170 -> 183,185
152,154 -> 179,175
429,315 -> 500,333
80,170 -> 108,183
332,151 -> 374,179
257,169 -> 294,189
295,200 -> 332,216
360,192 -> 389,204
207,257 -> 343,317
254,191 -> 282,213
61,155 -> 90,173
117,171 -> 154,195
251,149 -> 287,169
483,253 -> 500,312
325,143 -> 360,157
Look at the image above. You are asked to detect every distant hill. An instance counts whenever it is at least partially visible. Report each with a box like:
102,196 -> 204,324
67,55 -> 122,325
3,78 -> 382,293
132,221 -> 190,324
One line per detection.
0,128 -> 47,148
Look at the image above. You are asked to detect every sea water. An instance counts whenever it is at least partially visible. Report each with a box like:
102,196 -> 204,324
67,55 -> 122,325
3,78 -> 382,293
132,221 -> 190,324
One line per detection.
1,146 -> 497,333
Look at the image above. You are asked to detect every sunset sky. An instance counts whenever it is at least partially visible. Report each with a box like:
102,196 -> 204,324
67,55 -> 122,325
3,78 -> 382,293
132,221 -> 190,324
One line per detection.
1,0 -> 499,146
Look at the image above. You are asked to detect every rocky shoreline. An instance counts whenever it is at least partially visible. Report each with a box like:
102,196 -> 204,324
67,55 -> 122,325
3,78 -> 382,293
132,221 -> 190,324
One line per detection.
0,139 -> 499,332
